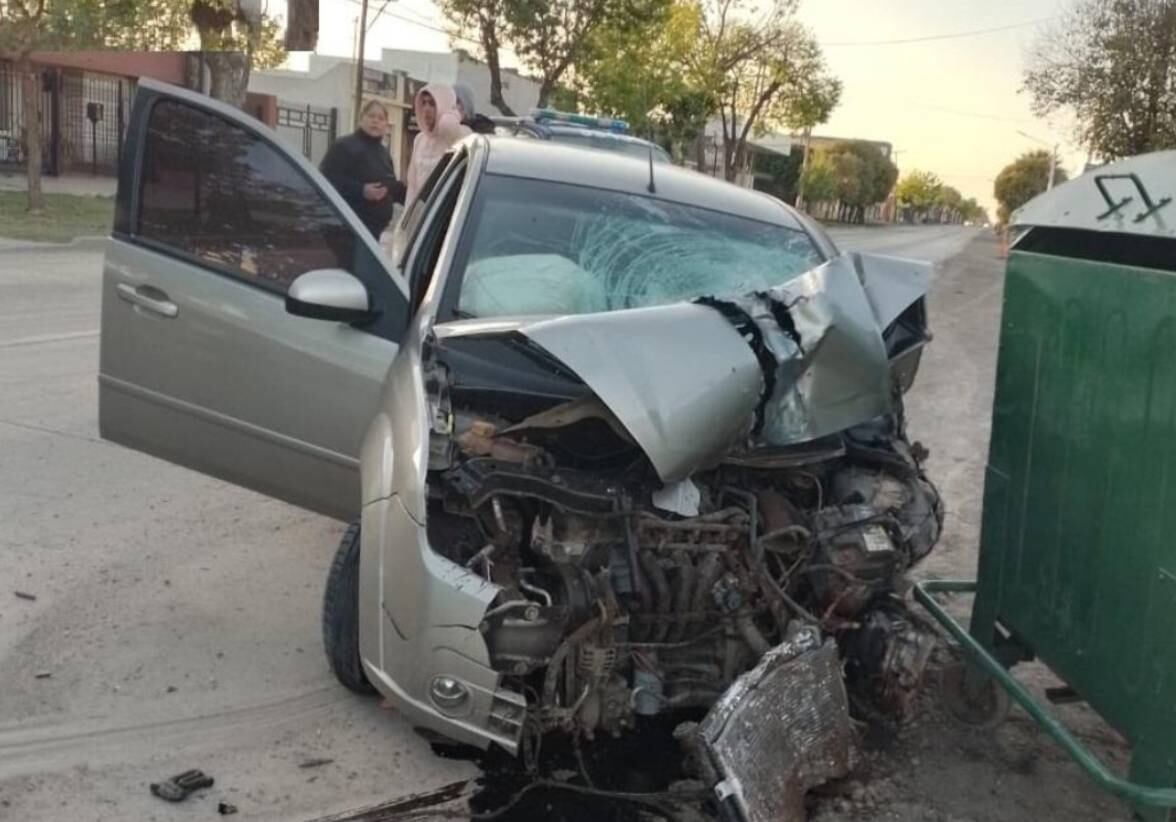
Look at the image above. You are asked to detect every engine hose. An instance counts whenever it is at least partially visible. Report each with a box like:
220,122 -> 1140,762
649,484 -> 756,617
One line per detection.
735,612 -> 771,656
667,552 -> 694,643
639,551 -> 672,642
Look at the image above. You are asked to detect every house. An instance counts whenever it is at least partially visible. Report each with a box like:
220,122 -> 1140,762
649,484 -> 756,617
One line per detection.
1,52 -> 187,177
380,48 -> 541,119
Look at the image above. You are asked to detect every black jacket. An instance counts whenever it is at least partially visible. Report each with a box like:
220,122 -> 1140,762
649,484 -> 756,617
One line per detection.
464,113 -> 497,135
319,130 -> 407,237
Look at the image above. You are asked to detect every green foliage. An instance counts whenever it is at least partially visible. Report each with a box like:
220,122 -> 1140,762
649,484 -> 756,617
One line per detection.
895,170 -> 943,215
823,141 -> 897,207
1025,0 -> 1176,159
688,0 -> 840,179
575,1 -> 713,149
993,149 -> 1068,223
799,154 -> 838,204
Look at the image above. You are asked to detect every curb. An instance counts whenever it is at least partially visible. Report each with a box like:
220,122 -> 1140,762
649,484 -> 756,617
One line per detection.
0,235 -> 108,254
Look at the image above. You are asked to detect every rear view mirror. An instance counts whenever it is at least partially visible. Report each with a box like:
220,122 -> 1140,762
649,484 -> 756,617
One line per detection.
286,269 -> 374,323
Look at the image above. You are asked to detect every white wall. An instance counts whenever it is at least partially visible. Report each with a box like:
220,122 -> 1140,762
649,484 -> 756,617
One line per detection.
454,53 -> 540,117
381,48 -> 541,118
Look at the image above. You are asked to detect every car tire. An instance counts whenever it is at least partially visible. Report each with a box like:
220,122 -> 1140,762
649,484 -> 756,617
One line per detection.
323,522 -> 375,695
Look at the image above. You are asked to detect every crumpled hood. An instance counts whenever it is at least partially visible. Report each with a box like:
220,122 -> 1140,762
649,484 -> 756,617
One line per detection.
436,252 -> 931,483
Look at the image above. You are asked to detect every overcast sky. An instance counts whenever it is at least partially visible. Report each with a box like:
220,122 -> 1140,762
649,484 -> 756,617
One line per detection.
293,0 -> 1084,213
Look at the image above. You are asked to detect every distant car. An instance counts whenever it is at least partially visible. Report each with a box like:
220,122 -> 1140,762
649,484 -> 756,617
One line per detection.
493,108 -> 672,164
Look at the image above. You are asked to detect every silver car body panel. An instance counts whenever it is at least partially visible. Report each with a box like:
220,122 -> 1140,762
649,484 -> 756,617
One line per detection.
516,304 -> 765,482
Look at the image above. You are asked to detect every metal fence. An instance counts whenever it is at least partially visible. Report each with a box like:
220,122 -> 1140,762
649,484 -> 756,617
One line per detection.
0,62 -> 132,176
276,101 -> 337,166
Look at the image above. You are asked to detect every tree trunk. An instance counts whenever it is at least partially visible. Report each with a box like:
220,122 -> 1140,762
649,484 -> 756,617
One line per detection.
795,126 -> 813,209
537,79 -> 553,109
481,24 -> 515,116
204,51 -> 251,109
19,58 -> 44,214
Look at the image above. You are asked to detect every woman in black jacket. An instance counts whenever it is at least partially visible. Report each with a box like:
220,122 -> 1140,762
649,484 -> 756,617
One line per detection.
319,100 -> 406,239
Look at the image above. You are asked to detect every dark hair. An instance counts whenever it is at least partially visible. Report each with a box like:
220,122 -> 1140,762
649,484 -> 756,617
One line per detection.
361,99 -> 389,118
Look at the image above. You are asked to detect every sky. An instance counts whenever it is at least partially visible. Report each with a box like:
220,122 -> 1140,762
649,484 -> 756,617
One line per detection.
292,0 -> 1086,214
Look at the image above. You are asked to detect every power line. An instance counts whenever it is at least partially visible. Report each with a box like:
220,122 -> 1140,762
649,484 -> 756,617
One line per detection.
821,17 -> 1053,47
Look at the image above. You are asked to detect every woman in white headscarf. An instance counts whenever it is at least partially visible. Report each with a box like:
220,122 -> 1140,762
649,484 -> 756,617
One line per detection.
405,83 -> 470,208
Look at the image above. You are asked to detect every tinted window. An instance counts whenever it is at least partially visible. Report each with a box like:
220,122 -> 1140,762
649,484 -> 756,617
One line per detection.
454,175 -> 823,318
138,100 -> 358,293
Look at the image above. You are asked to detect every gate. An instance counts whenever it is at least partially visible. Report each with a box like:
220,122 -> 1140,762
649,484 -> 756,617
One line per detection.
277,101 -> 337,166
0,62 -> 132,176
0,62 -> 57,174
60,72 -> 133,175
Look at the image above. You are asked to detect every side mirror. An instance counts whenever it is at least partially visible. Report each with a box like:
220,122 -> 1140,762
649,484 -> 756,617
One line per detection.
286,269 -> 374,323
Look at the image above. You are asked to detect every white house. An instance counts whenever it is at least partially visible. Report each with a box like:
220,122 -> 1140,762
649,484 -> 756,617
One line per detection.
250,54 -> 417,173
381,48 -> 541,118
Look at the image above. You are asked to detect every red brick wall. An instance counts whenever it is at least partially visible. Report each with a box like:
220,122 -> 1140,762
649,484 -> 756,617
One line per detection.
29,51 -> 186,85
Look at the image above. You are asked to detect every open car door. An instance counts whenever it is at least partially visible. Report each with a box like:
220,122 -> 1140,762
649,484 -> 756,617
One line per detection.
98,80 -> 410,521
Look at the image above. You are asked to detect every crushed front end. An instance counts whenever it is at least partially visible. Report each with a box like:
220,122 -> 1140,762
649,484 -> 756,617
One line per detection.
381,251 -> 942,815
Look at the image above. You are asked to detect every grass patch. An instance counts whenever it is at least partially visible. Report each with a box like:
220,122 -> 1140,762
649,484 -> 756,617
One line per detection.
0,190 -> 114,243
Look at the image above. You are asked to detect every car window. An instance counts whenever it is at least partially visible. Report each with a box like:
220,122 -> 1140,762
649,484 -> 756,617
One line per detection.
451,175 -> 824,319
395,151 -> 455,266
137,100 -> 367,294
407,159 -> 468,311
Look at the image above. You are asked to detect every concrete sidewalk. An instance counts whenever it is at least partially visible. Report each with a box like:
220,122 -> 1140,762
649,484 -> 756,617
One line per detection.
0,172 -> 116,198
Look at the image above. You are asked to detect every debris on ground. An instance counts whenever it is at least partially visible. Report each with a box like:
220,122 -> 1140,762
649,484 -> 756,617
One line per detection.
217,801 -> 239,815
33,671 -> 52,680
299,758 -> 335,769
149,769 -> 214,802
13,591 -> 36,601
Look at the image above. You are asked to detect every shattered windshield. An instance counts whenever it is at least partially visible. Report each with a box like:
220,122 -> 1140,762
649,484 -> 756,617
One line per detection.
455,175 -> 823,318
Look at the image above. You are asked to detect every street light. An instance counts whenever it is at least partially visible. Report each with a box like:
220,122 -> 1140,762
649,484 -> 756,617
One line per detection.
1016,129 -> 1059,191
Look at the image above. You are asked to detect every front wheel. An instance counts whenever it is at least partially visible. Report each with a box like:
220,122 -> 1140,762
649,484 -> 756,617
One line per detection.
322,523 -> 375,695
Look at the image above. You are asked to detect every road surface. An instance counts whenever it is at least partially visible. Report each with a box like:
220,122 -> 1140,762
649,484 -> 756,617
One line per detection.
0,226 -> 1129,821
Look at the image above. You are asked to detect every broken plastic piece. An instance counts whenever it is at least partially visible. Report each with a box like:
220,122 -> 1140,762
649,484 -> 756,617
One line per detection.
149,769 -> 214,802
217,801 -> 239,815
652,478 -> 701,517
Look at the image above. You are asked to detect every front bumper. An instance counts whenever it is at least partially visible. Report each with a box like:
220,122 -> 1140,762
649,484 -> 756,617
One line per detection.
358,494 -> 527,752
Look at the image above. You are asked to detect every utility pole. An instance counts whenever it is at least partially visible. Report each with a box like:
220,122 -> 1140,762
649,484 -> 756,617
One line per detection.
353,0 -> 370,128
1017,129 -> 1058,190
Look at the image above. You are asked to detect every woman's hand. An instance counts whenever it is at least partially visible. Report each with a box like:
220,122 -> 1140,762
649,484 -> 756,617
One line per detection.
363,182 -> 388,202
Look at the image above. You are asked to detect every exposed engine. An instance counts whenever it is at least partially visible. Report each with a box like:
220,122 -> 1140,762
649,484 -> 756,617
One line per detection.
423,340 -> 943,744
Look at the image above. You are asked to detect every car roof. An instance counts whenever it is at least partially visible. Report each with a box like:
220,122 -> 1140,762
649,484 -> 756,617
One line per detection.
479,136 -> 805,230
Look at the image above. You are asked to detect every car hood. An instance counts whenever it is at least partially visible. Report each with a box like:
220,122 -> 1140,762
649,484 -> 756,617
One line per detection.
434,252 -> 931,483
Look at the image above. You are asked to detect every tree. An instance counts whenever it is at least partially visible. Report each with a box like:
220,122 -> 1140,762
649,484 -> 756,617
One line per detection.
1024,0 -> 1176,159
440,0 -> 665,112
689,0 -> 839,182
821,140 -> 897,222
575,1 -> 714,155
993,149 -> 1069,224
189,0 -> 286,108
0,0 -> 190,212
798,154 -> 837,206
438,0 -> 514,114
790,72 -> 841,207
895,170 -> 942,220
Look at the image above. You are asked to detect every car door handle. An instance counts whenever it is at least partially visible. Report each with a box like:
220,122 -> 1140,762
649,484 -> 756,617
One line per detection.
116,283 -> 178,318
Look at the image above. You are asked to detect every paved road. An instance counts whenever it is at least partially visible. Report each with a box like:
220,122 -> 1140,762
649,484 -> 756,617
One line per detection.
825,223 -> 980,262
0,224 -> 1020,821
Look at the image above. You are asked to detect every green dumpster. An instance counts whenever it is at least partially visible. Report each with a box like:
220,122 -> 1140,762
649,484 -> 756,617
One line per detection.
915,151 -> 1176,821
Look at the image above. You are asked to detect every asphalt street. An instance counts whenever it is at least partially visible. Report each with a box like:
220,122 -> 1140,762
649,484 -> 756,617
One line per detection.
1,225 -> 1009,821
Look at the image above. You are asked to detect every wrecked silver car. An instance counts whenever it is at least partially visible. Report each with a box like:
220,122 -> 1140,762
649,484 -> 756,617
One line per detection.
98,81 -> 940,814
